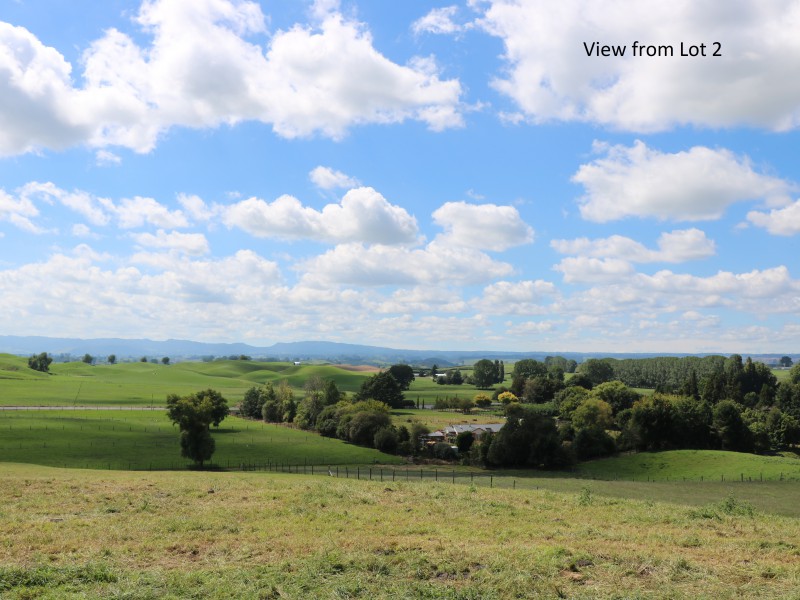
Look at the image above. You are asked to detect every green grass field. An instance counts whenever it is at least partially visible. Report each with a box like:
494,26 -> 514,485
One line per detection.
0,355 -> 376,407
0,410 -> 401,469
573,449 -> 800,482
1,463 -> 799,598
391,408 -> 503,430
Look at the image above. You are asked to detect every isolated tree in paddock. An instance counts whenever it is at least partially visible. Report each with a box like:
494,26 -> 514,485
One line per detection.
166,389 -> 229,468
161,357 -> 170,365
780,356 -> 793,368
82,354 -> 94,365
388,364 -> 415,390
107,354 -> 116,365
140,356 -> 148,363
356,371 -> 406,409
473,359 -> 499,389
28,352 -> 53,373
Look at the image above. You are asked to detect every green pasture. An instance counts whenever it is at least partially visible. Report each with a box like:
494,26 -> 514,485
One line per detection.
405,375 -> 501,407
772,368 -> 792,382
0,410 -> 401,469
391,408 -> 503,430
573,449 -> 800,482
0,355 -> 374,407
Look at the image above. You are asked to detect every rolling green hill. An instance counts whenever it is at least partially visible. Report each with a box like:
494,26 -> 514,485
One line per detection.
0,358 -> 376,407
575,449 -> 800,482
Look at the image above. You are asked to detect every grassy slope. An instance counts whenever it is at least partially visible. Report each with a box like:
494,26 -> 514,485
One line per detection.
1,463 -> 799,599
0,358 -> 375,407
0,410 -> 401,469
575,449 -> 800,482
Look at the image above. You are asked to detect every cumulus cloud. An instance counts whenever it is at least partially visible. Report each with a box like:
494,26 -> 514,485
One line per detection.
432,201 -> 534,250
223,187 -> 418,245
747,199 -> 800,235
114,196 -> 189,229
309,166 -> 360,190
0,246 -> 283,340
0,186 -> 43,232
0,0 -> 464,156
573,141 -> 794,222
299,240 -> 514,286
131,229 -> 210,255
554,257 -> 635,284
476,0 -> 800,131
551,229 -> 715,263
477,280 -> 556,314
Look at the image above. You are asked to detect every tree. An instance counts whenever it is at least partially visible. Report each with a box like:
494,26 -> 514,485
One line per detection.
373,427 -> 399,454
28,352 -> 53,373
456,430 -> 475,454
627,395 -> 674,451
82,353 -> 94,365
487,404 -> 571,468
166,389 -> 228,467
572,399 -> 613,431
713,400 -> 753,452
388,364 -> 415,390
577,359 -> 614,386
474,394 -> 492,408
140,356 -> 148,363
780,356 -> 793,368
512,359 -> 547,380
161,357 -> 170,365
590,381 -> 639,414
356,371 -> 406,409
107,354 -> 117,365
497,391 -> 518,405
473,359 -> 499,388
448,369 -> 464,385
523,376 -> 562,404
240,385 -> 269,419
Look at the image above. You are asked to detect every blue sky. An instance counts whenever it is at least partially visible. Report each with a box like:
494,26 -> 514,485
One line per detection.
1,0 -> 799,352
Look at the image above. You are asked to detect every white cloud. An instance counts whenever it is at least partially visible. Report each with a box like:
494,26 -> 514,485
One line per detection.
114,196 -> 189,229
477,0 -> 800,131
132,229 -> 210,255
747,199 -> 800,235
95,150 -> 122,166
432,201 -> 533,250
20,182 -> 112,227
477,279 -> 556,314
177,193 -> 218,222
0,246 -> 283,340
223,187 -> 418,245
551,228 -> 715,263
0,186 -> 42,232
309,166 -> 360,190
0,0 -> 464,156
573,141 -> 793,222
300,240 -> 513,286
413,6 -> 462,35
554,257 -> 635,284
375,286 -> 469,314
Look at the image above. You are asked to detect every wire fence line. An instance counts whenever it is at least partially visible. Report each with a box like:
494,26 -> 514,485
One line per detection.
14,457 -> 799,486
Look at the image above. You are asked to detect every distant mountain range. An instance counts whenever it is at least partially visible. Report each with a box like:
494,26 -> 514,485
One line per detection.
0,335 -> 794,366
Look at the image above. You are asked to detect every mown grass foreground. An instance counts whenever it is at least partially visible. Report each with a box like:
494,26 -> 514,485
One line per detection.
1,464 -> 798,599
